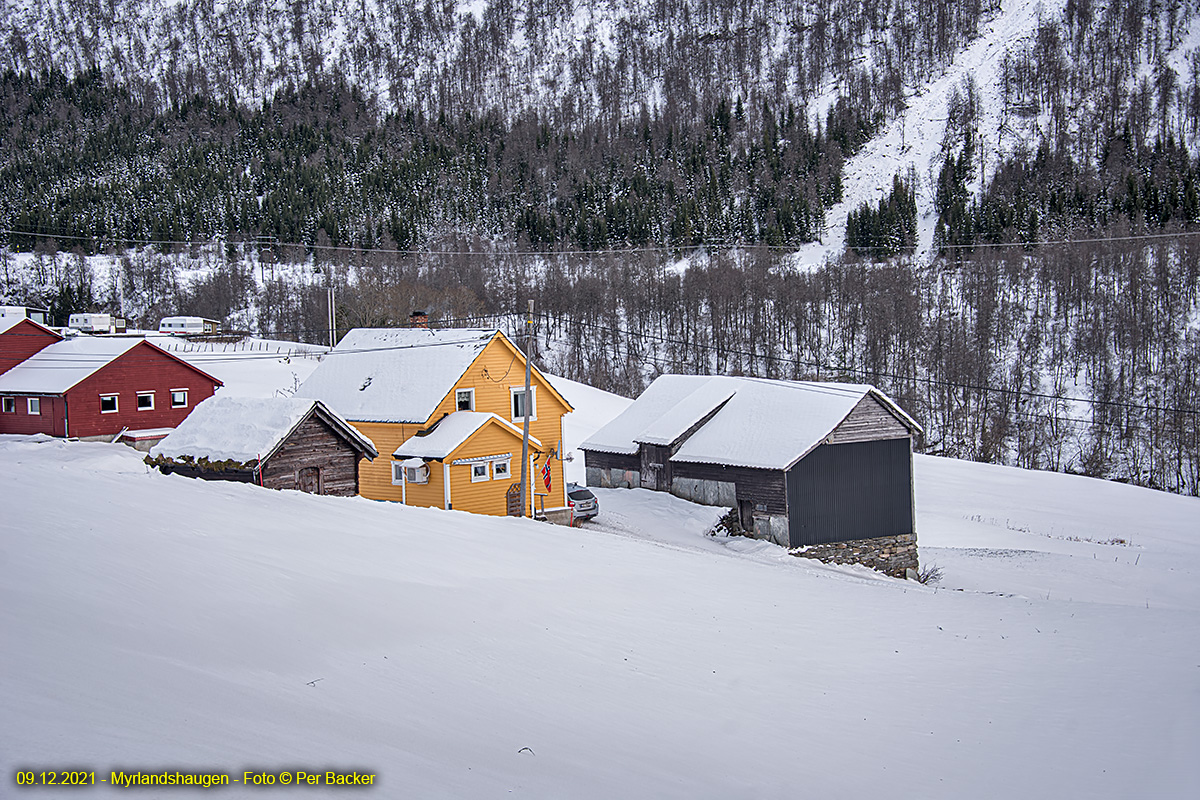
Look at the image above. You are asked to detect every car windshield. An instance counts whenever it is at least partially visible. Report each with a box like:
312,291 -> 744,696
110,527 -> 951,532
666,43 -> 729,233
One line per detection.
568,488 -> 594,501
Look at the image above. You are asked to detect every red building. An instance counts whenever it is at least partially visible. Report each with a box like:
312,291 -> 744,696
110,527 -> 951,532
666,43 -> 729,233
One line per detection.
0,318 -> 62,375
0,322 -> 223,440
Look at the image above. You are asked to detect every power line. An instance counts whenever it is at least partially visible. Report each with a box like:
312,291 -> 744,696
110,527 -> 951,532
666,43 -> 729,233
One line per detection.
5,224 -> 1200,258
5,311 -> 1198,419
545,314 -> 1200,418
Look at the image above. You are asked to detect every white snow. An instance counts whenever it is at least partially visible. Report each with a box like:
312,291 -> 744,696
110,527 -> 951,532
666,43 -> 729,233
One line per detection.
791,0 -> 1070,266
583,374 -> 916,469
391,411 -> 537,459
296,328 -> 496,423
153,336 -> 328,400
0,336 -> 145,393
150,396 -> 376,464
1,424 -> 1196,797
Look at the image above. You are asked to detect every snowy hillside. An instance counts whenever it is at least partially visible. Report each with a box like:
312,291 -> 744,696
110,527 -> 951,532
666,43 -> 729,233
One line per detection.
1,373 -> 1197,797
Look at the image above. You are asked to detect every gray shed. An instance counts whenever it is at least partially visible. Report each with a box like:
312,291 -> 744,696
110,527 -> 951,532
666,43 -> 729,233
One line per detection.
581,375 -> 923,575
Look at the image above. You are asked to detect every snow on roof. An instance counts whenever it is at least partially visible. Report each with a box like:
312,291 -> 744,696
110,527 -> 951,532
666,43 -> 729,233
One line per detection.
150,396 -> 377,464
582,375 -> 919,470
633,379 -> 736,446
296,328 -> 496,423
0,336 -> 142,394
392,411 -> 540,460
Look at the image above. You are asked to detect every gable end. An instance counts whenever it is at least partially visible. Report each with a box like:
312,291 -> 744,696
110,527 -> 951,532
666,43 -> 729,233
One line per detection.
827,394 -> 912,445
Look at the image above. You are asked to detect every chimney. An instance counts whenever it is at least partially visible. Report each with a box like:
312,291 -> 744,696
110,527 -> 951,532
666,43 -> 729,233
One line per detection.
409,310 -> 429,328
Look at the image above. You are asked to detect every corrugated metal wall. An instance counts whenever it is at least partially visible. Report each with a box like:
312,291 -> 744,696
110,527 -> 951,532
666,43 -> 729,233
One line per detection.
785,438 -> 913,547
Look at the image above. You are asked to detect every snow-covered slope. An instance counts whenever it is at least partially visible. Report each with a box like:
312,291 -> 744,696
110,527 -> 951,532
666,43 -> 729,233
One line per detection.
794,0 -> 1067,266
1,412 -> 1197,796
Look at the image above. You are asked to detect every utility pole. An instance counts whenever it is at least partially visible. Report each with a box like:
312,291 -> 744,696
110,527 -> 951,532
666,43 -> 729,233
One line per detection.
519,299 -> 534,517
327,286 -> 336,347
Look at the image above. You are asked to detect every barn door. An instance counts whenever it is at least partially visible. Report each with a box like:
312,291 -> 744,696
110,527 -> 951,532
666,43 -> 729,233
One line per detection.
297,467 -> 321,494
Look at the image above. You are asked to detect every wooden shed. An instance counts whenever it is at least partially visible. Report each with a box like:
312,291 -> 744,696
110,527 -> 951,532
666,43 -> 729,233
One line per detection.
148,396 -> 378,496
581,375 -> 923,576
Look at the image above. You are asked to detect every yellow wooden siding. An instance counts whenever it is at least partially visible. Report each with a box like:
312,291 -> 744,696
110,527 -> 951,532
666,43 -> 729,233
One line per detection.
425,335 -> 571,509
348,421 -> 411,502
348,334 -> 572,511
440,421 -> 528,516
403,459 -> 447,509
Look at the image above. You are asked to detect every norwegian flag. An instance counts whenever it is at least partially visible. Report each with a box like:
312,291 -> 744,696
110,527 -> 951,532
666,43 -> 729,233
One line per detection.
541,459 -> 552,492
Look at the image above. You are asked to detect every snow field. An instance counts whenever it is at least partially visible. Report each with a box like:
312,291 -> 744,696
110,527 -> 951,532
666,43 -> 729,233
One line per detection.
1,428 -> 1196,798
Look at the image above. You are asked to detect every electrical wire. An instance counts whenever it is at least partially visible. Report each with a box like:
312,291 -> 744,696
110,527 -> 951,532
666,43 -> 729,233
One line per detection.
6,224 -> 1200,257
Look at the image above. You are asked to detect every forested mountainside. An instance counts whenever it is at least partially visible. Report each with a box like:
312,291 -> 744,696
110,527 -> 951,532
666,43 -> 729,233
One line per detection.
1,0 -> 1199,494
2,0 -> 987,121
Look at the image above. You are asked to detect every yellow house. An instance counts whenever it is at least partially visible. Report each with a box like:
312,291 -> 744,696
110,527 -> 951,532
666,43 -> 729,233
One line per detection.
296,328 -> 573,516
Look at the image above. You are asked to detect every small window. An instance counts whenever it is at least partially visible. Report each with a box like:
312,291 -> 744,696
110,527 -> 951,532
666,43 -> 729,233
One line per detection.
2,397 -> 13,413
100,394 -> 118,413
171,389 -> 188,408
471,463 -> 489,483
456,388 -> 475,411
511,386 -> 537,421
27,397 -> 40,415
492,459 -> 511,480
391,462 -> 404,485
136,392 -> 154,411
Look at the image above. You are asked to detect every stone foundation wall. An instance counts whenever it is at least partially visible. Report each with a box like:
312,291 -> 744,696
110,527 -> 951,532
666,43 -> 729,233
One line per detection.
791,533 -> 918,578
587,466 -> 641,489
751,513 -> 790,547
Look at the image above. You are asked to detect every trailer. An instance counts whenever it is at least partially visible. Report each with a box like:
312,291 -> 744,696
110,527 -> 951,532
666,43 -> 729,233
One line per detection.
68,313 -> 125,333
159,317 -> 222,335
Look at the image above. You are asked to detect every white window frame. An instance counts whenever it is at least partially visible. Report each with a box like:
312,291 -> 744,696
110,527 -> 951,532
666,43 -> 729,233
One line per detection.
455,387 -> 475,411
471,462 -> 489,483
136,391 -> 155,411
391,462 -> 405,485
170,388 -> 188,408
491,458 -> 511,480
99,394 -> 119,414
1,397 -> 14,413
510,386 -> 537,422
27,397 -> 40,415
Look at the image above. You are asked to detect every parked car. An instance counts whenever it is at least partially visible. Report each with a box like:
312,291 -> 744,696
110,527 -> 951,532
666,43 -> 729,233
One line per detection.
567,483 -> 599,522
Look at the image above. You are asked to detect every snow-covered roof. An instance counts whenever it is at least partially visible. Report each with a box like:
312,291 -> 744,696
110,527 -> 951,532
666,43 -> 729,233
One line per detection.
393,411 -> 540,460
0,336 -> 143,393
150,395 -> 377,464
581,375 -> 920,470
296,328 -> 496,423
0,336 -> 221,394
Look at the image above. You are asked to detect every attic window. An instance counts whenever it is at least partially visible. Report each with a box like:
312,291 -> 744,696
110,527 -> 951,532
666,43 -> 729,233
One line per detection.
511,386 -> 537,422
456,388 -> 475,411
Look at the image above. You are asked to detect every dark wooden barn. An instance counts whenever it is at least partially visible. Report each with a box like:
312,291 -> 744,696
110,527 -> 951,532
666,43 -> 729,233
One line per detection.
581,375 -> 923,576
148,396 -> 377,496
